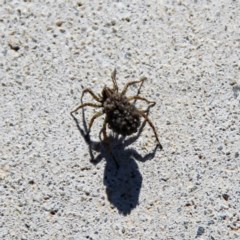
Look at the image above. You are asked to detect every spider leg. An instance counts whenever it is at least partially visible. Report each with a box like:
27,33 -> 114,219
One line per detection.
128,96 -> 156,114
121,76 -> 147,96
81,88 -> 102,102
88,111 -> 104,133
71,103 -> 102,115
99,118 -> 119,168
99,118 -> 107,141
137,110 -> 163,150
128,96 -> 156,107
111,68 -> 118,92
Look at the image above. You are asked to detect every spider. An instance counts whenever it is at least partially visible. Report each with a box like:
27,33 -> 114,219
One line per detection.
71,69 -> 163,154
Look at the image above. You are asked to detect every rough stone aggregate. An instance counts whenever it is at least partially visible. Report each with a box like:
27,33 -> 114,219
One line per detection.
1,0 -> 239,239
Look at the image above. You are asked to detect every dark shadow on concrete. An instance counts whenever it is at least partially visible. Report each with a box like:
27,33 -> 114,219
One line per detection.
102,135 -> 159,215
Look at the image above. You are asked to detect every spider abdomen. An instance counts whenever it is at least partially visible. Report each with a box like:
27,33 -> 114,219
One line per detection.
104,96 -> 141,136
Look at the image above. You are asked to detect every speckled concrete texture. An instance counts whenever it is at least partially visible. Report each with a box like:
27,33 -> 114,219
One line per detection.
1,0 -> 240,239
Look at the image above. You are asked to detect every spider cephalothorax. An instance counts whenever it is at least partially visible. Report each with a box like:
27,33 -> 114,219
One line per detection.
71,69 -> 163,159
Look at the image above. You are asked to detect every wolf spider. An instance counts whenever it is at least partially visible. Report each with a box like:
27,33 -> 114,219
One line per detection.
71,69 -> 162,161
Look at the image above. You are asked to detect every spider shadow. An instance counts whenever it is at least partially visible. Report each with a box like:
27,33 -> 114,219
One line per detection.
71,104 -> 159,215
102,135 -> 159,215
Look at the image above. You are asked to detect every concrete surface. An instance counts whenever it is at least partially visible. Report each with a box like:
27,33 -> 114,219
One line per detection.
1,0 -> 240,239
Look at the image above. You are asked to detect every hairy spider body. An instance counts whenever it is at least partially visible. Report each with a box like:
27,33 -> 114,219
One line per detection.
102,90 -> 141,136
71,69 -> 163,162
